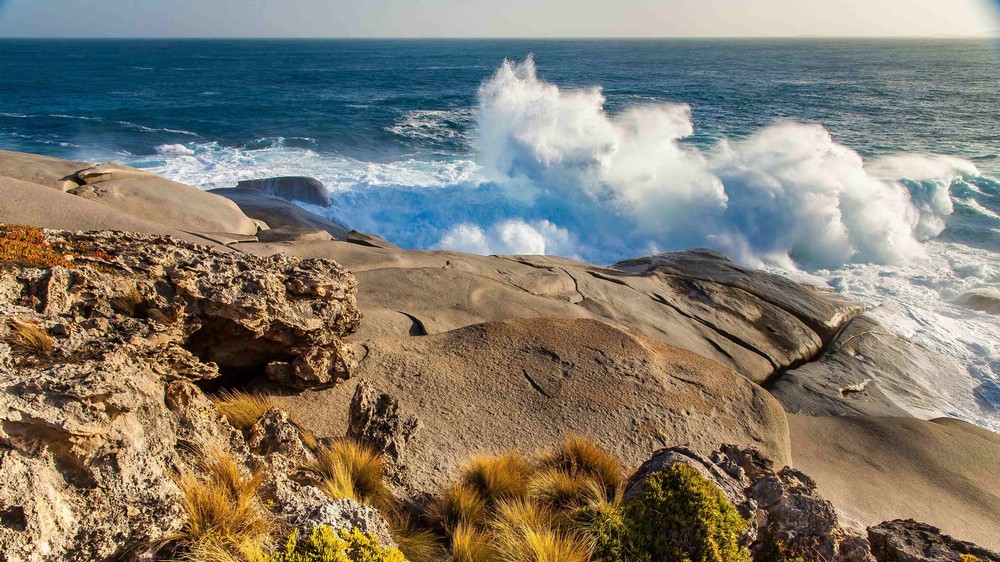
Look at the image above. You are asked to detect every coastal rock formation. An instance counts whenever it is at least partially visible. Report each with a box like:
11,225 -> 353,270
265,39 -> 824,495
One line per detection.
627,446 -> 876,562
236,176 -> 333,207
211,187 -> 351,239
278,317 -> 792,494
0,225 -> 379,560
242,241 -> 863,384
868,519 -> 1000,562
956,288 -> 1000,315
772,309 -> 954,417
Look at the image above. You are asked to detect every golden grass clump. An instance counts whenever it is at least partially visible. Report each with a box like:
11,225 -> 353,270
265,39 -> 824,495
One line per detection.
492,499 -> 592,562
212,390 -> 277,431
528,468 -> 592,511
427,482 -> 488,534
4,318 -> 54,357
460,451 -> 533,505
307,440 -> 393,511
540,436 -> 624,493
0,224 -> 73,269
390,514 -> 445,562
171,451 -> 274,561
111,285 -> 145,317
450,524 -> 498,562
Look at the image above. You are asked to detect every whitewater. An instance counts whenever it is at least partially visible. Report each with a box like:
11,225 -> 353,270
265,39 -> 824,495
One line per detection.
1,39 -> 997,432
137,57 -> 1000,433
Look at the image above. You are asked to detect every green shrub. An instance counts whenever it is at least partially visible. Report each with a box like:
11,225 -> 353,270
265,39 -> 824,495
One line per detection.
573,502 -> 631,562
624,463 -> 751,562
271,526 -> 408,562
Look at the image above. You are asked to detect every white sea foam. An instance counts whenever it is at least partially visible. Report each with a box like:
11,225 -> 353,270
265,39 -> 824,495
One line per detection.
130,56 -> 1000,432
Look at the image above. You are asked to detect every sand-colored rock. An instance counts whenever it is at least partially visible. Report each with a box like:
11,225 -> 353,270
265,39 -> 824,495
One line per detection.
0,149 -> 88,191
236,176 -> 332,207
788,414 -> 1000,551
771,310 -> 954,417
238,241 -> 855,384
955,288 -> 1000,315
278,317 -> 791,494
68,167 -> 258,235
0,176 -> 223,247
211,187 -> 350,239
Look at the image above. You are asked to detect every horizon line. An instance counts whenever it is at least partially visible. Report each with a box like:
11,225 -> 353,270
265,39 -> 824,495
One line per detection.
0,34 -> 997,41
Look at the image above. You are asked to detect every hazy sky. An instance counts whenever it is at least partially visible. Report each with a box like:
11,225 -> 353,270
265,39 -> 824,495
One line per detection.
0,0 -> 997,38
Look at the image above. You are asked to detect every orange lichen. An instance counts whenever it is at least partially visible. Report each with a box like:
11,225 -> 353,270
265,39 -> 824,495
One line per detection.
0,225 -> 73,269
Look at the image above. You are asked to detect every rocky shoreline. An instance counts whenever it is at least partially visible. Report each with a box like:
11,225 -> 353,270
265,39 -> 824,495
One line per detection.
1,149 -> 998,561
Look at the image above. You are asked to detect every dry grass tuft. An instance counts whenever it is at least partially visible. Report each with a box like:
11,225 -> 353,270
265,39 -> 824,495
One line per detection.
171,451 -> 273,561
0,224 -> 73,269
450,524 -> 499,562
111,285 -> 145,317
390,513 -> 445,562
427,482 -> 488,534
492,499 -> 591,562
540,436 -> 624,494
528,468 -> 592,511
5,318 -> 54,357
212,390 -> 276,431
307,440 -> 393,511
460,452 -> 533,505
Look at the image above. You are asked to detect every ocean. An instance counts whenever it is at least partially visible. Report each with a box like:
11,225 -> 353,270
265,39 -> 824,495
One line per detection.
1,38 -> 998,431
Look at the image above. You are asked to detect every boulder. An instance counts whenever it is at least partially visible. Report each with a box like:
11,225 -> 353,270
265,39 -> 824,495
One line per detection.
0,177 -> 223,247
237,176 -> 332,207
257,226 -> 335,243
346,230 -> 400,249
211,187 -> 350,239
625,446 -> 875,562
955,289 -> 1000,315
242,241 -> 858,385
868,520 -> 1000,562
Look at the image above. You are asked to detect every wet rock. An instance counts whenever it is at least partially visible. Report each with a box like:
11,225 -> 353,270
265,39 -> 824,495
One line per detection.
237,176 -> 332,207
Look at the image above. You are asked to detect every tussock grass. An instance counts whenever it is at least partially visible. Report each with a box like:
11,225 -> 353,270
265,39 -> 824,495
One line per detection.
427,482 -> 488,534
212,390 -> 276,431
390,514 -> 444,562
307,440 -> 393,511
5,318 -> 54,357
111,285 -> 145,317
460,451 -> 533,505
528,468 -> 592,511
171,451 -> 273,562
450,524 -> 498,562
540,436 -> 624,495
492,499 -> 592,562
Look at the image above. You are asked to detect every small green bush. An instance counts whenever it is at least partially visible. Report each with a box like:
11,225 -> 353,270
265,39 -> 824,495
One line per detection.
270,526 -> 407,562
573,502 -> 631,562
625,463 -> 751,562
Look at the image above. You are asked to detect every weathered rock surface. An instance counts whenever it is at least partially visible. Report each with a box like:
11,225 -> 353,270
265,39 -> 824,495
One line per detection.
771,309 -> 954,417
0,151 -> 259,237
237,176 -> 333,207
0,227 -> 383,560
211,187 -> 350,240
868,519 -> 1000,562
67,162 -> 259,236
789,415 -> 1000,551
242,241 -> 863,384
278,317 -> 792,494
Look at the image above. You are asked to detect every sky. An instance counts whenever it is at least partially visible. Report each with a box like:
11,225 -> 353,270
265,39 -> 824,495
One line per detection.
0,0 -> 997,38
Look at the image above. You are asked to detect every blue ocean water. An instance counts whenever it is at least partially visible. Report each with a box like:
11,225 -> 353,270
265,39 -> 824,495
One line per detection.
1,38 -> 999,430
